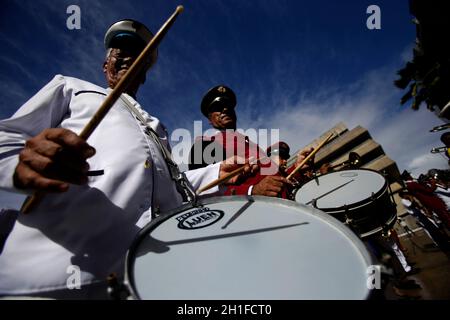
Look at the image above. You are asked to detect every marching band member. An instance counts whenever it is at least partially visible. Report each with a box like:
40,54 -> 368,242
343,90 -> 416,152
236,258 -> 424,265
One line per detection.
266,141 -> 313,198
188,85 -> 291,197
0,19 -> 255,299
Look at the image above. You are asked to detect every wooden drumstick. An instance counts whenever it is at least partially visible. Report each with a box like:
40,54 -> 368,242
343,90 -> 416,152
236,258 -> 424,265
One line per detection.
21,6 -> 184,214
197,166 -> 246,195
286,133 -> 334,181
196,156 -> 269,195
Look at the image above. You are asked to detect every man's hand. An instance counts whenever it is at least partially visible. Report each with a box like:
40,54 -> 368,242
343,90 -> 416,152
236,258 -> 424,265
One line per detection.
252,175 -> 288,197
295,147 -> 314,169
219,156 -> 259,185
13,128 -> 96,193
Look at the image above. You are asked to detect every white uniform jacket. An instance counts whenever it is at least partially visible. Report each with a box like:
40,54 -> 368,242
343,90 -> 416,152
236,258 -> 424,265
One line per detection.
0,75 -> 222,298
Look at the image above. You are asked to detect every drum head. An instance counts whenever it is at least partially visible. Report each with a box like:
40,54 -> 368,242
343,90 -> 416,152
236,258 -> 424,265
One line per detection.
295,169 -> 387,210
126,196 -> 372,300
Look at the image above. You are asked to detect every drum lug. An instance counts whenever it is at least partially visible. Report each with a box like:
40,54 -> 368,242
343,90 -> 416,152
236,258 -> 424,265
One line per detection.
381,229 -> 391,239
344,217 -> 353,225
343,204 -> 361,235
107,273 -> 131,300
344,204 -> 353,225
311,198 -> 318,209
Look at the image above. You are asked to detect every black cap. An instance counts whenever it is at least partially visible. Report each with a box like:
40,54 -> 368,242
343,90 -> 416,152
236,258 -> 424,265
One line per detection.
401,170 -> 412,180
267,142 -> 290,159
201,85 -> 236,117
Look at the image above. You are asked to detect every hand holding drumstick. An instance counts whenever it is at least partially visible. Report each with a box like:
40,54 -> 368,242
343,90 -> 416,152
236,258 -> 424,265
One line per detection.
286,133 -> 334,181
19,6 -> 185,213
198,133 -> 333,195
197,156 -> 261,195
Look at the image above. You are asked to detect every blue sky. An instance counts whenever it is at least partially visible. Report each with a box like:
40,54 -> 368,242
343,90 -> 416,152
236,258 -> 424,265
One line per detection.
1,0 -> 449,208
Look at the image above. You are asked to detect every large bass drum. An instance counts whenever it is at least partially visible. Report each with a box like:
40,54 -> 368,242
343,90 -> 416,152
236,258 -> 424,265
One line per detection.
124,196 -> 372,300
294,169 -> 397,238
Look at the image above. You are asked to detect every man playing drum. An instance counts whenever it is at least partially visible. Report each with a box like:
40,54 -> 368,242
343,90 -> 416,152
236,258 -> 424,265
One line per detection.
266,141 -> 313,198
189,85 -> 312,197
0,19 -> 255,299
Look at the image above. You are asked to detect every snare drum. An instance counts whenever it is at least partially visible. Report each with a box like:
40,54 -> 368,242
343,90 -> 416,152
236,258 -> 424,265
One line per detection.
124,196 -> 372,299
294,169 -> 397,238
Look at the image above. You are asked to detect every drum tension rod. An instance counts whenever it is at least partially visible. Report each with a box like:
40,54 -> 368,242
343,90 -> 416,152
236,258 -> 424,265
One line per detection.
344,204 -> 353,225
107,272 -> 130,300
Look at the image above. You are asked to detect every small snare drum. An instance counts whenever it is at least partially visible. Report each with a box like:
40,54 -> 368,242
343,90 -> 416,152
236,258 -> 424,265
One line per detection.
295,169 -> 397,238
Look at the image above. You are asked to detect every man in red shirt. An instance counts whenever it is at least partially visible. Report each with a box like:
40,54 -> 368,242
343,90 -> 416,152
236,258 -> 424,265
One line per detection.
189,85 -> 311,197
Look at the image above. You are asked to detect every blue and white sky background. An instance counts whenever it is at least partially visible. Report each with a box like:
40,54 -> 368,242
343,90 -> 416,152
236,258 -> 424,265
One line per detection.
1,0 -> 448,208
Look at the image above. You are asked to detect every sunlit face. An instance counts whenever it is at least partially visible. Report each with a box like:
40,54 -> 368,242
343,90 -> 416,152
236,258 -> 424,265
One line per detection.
270,155 -> 287,169
208,104 -> 237,130
103,47 -> 150,96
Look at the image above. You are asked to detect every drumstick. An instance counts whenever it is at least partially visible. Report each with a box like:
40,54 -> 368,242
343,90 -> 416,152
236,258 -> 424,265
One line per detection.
197,166 -> 246,195
21,6 -> 184,214
196,156 -> 269,195
286,133 -> 334,181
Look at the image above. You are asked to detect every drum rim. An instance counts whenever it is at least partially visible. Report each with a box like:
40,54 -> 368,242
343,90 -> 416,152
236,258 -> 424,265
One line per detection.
294,168 -> 389,213
124,195 -> 374,300
359,211 -> 398,238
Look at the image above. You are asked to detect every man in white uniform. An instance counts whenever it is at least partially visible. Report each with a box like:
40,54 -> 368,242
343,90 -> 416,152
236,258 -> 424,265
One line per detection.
0,19 -> 254,299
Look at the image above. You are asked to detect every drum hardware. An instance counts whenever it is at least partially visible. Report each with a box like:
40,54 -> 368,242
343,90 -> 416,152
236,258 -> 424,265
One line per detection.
381,229 -> 391,239
107,273 -> 130,300
343,204 -> 361,235
289,176 -> 301,188
295,169 -> 397,238
430,146 -> 448,153
328,152 -> 361,171
429,123 -> 450,132
344,205 -> 353,225
287,177 -> 302,200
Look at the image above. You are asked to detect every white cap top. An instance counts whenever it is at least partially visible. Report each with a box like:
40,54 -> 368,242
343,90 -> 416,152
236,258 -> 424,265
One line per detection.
104,19 -> 157,65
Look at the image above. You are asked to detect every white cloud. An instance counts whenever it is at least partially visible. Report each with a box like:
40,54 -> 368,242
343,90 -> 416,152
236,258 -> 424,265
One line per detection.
407,153 -> 448,177
233,64 -> 449,177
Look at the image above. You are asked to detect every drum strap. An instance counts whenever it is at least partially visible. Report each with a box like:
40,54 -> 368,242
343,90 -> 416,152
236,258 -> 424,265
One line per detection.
120,95 -> 197,205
